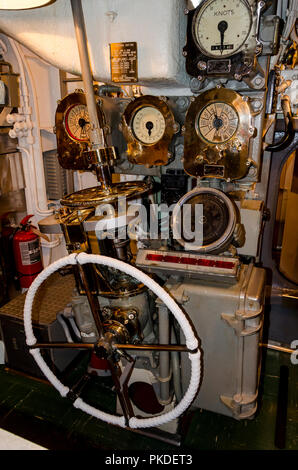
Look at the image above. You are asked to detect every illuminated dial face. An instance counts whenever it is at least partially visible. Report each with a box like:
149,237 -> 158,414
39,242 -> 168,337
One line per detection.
193,0 -> 252,58
64,104 -> 91,142
197,102 -> 239,144
131,106 -> 166,145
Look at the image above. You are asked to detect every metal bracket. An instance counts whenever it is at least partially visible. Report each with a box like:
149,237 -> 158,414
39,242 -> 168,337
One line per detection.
220,392 -> 258,419
221,313 -> 263,336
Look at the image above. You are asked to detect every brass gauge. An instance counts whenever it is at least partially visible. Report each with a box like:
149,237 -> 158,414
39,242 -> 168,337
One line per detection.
121,95 -> 178,166
55,90 -> 105,170
183,87 -> 254,180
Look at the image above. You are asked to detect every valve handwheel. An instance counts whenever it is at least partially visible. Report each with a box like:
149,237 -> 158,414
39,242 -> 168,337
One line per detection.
24,252 -> 201,429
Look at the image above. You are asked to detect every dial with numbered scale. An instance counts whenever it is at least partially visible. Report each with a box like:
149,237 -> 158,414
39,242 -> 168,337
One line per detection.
192,0 -> 252,58
64,103 -> 91,142
121,95 -> 178,166
183,87 -> 254,180
131,106 -> 166,145
197,101 -> 239,144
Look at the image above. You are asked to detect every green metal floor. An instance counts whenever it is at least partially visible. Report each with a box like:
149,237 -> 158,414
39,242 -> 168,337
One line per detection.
0,348 -> 297,451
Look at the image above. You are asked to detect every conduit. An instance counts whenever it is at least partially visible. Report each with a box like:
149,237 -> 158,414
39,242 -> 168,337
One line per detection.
8,38 -> 52,217
70,0 -> 111,190
23,252 -> 201,429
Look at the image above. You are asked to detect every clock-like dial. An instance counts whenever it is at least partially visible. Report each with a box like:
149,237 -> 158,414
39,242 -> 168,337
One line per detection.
64,103 -> 91,142
192,0 -> 252,58
131,106 -> 166,145
197,101 -> 239,144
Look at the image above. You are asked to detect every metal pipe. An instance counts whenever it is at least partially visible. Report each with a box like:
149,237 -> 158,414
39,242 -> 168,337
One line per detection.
171,328 -> 183,403
70,0 -> 104,150
116,344 -> 189,352
261,343 -> 295,355
70,0 -> 112,190
30,342 -> 190,352
158,305 -> 171,404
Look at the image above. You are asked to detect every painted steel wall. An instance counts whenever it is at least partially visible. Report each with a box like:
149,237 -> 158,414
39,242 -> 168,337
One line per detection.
0,0 -> 190,88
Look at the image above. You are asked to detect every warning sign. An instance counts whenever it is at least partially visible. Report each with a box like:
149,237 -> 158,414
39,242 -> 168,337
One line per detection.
110,42 -> 138,83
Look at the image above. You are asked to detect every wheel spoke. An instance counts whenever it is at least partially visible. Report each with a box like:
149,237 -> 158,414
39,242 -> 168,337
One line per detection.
108,357 -> 135,425
29,342 -> 191,353
30,342 -> 95,350
76,262 -> 105,338
114,343 -> 190,353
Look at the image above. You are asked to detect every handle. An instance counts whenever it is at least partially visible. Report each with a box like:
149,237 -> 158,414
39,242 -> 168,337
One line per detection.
20,214 -> 34,227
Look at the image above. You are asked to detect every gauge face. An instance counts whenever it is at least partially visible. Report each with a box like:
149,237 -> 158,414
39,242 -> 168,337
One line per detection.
193,0 -> 252,58
182,193 -> 230,245
197,101 -> 239,144
64,103 -> 91,142
131,106 -> 166,145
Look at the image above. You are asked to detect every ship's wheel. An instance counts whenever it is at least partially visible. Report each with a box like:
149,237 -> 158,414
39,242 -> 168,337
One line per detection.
23,252 -> 201,429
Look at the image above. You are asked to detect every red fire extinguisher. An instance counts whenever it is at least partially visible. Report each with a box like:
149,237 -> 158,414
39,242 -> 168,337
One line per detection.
13,215 -> 43,289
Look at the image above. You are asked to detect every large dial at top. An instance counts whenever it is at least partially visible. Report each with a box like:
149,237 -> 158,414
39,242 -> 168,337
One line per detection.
197,101 -> 239,144
192,0 -> 252,58
131,106 -> 166,145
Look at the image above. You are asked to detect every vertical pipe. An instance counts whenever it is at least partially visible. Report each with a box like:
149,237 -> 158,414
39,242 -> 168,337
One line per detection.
158,305 -> 171,403
70,0 -> 104,149
70,0 -> 112,190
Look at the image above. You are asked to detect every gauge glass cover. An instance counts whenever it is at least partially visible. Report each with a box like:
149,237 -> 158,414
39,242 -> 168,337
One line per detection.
197,101 -> 239,144
131,106 -> 166,145
193,0 -> 252,58
64,103 -> 91,142
181,193 -> 230,246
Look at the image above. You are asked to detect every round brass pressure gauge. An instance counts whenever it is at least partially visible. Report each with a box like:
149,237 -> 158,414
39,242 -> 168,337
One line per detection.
55,90 -> 105,171
121,95 -> 179,166
183,87 -> 254,180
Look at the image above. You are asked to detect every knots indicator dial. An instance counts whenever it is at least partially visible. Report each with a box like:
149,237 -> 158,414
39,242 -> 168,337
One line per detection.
183,0 -> 262,83
131,106 -> 166,145
192,0 -> 252,58
64,103 -> 91,142
197,102 -> 239,144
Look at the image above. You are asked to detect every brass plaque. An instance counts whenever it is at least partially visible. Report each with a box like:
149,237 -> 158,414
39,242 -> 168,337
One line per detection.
110,42 -> 138,83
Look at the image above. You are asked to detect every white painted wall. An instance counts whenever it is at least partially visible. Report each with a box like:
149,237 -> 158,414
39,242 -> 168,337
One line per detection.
0,0 -> 191,90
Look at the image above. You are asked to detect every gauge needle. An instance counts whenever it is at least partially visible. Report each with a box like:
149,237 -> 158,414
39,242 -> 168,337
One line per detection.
78,118 -> 89,129
217,20 -> 228,55
146,121 -> 153,137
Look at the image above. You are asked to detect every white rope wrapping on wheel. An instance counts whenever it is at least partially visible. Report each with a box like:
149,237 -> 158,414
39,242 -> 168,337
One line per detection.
23,252 -> 201,429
